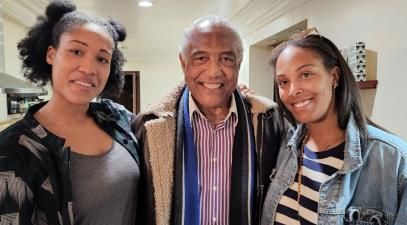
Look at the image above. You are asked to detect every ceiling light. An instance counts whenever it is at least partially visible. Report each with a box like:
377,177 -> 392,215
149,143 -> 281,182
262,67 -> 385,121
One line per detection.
138,0 -> 154,7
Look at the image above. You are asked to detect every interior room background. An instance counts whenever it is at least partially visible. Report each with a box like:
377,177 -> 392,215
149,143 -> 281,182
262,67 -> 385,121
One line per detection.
1,0 -> 406,139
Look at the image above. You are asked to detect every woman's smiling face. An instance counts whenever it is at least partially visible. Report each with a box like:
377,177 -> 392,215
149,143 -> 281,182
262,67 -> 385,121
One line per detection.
275,46 -> 339,124
46,23 -> 114,105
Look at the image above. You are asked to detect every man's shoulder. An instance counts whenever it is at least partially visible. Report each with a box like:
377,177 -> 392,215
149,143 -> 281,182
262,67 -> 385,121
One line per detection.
243,94 -> 277,114
139,82 -> 185,119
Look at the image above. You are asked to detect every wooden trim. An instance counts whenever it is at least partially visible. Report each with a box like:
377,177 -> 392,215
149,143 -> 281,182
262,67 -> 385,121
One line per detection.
357,80 -> 378,89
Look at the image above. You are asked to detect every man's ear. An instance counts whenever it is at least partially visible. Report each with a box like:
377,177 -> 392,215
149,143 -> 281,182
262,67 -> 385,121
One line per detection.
46,46 -> 55,65
237,60 -> 242,71
179,53 -> 187,74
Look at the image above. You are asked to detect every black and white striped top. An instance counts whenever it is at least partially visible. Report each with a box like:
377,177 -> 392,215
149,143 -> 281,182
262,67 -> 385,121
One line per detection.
274,142 -> 345,225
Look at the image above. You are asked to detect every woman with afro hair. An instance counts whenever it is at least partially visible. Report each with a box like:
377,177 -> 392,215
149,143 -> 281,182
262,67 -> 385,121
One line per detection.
0,1 -> 141,224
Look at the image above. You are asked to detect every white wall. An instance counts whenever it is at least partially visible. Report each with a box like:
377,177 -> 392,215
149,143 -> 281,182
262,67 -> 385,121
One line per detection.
238,0 -> 407,139
3,15 -> 25,79
219,0 -> 251,18
249,46 -> 274,99
0,94 -> 7,120
124,60 -> 183,110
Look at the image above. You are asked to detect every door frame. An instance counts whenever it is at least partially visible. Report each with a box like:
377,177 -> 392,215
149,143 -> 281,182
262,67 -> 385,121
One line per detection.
124,71 -> 140,113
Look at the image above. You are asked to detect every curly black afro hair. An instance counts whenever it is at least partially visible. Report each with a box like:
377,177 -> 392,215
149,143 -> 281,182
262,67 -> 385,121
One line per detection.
17,0 -> 127,99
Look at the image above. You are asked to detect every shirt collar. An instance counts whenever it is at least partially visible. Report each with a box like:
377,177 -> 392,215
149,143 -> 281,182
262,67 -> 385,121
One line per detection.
188,92 -> 238,123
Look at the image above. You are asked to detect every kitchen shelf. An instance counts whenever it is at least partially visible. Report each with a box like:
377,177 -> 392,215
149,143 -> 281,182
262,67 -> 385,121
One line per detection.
357,80 -> 378,89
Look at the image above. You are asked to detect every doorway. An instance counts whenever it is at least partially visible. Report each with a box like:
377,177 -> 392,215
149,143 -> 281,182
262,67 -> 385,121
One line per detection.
118,71 -> 140,113
249,20 -> 307,101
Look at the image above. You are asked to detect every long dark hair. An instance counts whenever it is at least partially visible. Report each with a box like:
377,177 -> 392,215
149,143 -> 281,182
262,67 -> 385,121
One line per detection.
270,34 -> 369,140
17,0 -> 127,99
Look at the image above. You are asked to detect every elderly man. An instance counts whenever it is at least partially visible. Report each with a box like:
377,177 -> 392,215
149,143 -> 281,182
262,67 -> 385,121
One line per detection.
135,16 -> 283,225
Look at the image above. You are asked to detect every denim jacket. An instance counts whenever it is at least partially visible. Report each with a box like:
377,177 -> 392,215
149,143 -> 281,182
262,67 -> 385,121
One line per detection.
261,115 -> 407,225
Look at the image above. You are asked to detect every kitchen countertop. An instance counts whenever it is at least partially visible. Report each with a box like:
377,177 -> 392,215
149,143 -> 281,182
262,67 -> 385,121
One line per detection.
0,116 -> 23,132
6,113 -> 25,120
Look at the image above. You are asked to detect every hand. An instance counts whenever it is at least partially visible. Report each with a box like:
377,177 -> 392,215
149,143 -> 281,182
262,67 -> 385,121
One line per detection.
238,84 -> 255,95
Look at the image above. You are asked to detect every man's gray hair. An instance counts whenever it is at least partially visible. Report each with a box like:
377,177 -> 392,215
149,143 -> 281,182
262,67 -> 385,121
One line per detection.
179,15 -> 243,63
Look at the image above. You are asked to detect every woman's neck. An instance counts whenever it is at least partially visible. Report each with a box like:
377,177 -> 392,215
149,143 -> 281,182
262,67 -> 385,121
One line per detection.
305,115 -> 345,152
35,96 -> 90,126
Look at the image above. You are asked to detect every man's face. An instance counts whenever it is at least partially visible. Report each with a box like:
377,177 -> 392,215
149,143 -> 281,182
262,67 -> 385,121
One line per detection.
180,26 -> 241,112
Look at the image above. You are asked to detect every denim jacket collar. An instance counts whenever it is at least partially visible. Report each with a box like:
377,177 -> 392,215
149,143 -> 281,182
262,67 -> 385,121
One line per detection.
286,114 -> 363,174
341,115 -> 363,173
286,123 -> 306,156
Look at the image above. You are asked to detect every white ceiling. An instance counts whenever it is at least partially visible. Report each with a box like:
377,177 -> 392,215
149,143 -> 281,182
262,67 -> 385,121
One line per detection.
2,0 -> 304,64
0,0 -> 240,63
73,0 -> 228,63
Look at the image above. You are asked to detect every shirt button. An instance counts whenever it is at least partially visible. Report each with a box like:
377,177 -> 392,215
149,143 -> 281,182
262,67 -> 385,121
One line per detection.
212,157 -> 217,162
212,217 -> 217,223
212,186 -> 217,191
123,139 -> 129,144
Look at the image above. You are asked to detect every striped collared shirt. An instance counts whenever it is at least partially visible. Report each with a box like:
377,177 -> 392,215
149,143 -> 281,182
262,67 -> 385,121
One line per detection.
189,93 -> 238,225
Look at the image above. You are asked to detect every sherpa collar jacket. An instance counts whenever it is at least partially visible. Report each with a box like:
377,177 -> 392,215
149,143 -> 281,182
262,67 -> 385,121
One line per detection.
134,82 -> 284,225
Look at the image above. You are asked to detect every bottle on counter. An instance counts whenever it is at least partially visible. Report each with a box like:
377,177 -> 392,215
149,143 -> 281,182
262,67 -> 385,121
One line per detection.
19,100 -> 28,113
9,100 -> 18,114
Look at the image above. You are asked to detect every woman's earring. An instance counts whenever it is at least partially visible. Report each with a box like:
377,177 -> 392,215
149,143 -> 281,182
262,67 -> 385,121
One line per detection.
333,83 -> 338,89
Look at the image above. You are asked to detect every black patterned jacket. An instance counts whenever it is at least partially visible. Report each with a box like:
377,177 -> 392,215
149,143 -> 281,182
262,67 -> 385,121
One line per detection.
0,99 -> 140,225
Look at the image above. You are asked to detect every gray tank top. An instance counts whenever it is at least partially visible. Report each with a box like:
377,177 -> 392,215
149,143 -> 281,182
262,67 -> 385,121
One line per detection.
70,140 -> 139,225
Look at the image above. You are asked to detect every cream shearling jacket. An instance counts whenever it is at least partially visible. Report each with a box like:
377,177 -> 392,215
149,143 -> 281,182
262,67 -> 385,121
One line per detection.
134,82 -> 284,225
